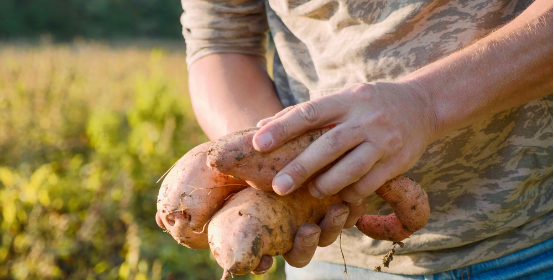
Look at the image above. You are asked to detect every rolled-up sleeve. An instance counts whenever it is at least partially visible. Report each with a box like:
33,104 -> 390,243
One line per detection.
181,0 -> 268,66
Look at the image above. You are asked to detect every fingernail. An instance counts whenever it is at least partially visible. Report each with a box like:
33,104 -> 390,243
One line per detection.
304,232 -> 320,246
254,132 -> 273,150
333,212 -> 349,225
308,182 -> 323,199
273,174 -> 294,194
253,268 -> 269,275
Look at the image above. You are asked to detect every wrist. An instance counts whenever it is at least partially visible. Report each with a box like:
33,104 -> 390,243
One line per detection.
387,78 -> 441,144
397,1 -> 552,142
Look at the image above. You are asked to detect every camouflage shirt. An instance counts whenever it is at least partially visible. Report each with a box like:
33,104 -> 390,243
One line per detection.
181,0 -> 553,274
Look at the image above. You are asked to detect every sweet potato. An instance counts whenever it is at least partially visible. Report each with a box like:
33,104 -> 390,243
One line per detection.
206,128 -> 430,279
208,187 -> 340,279
207,127 -> 331,191
356,175 -> 430,242
156,142 -> 247,249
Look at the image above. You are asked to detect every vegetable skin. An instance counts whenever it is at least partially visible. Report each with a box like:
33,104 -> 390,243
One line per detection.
208,187 -> 341,279
207,127 -> 331,191
156,142 -> 247,249
356,175 -> 430,242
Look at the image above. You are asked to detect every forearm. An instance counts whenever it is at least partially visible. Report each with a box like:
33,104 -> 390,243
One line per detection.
403,0 -> 553,141
188,53 -> 284,140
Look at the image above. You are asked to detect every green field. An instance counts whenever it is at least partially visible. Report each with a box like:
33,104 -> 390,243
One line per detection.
0,41 -> 284,280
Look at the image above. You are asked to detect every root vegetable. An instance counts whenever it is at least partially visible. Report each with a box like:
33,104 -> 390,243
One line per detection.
208,187 -> 340,279
156,142 -> 248,249
206,127 -> 331,191
205,128 -> 430,278
356,176 -> 430,242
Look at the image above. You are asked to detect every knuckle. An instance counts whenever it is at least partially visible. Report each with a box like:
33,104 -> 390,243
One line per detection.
343,83 -> 364,93
385,130 -> 403,151
345,161 -> 367,181
349,83 -> 372,99
271,120 -> 288,140
288,161 -> 311,181
350,182 -> 370,198
372,110 -> 391,125
325,131 -> 344,152
311,179 -> 330,196
353,82 -> 369,91
297,102 -> 320,124
321,204 -> 349,229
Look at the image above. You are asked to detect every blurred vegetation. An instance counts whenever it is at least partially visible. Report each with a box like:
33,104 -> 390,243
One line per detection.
0,0 -> 183,40
0,41 -> 284,279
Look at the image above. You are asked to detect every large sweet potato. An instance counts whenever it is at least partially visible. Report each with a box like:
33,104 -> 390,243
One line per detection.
156,142 -> 247,249
209,187 -> 340,279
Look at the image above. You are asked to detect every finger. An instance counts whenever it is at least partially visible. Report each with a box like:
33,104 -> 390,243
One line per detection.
256,106 -> 296,127
282,223 -> 320,268
252,256 -> 274,275
307,141 -> 381,197
317,203 -> 349,247
344,198 -> 366,228
339,161 -> 398,203
257,116 -> 275,127
253,96 -> 346,152
273,104 -> 296,118
272,125 -> 363,195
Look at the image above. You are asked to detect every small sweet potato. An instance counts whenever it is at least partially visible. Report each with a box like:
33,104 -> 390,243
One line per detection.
356,175 -> 430,242
156,142 -> 247,249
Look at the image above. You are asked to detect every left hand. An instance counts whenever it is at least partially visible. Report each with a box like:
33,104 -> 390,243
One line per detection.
252,82 -> 436,202
251,199 -> 366,274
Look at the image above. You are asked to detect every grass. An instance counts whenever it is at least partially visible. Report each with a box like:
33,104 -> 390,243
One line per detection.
0,40 -> 283,280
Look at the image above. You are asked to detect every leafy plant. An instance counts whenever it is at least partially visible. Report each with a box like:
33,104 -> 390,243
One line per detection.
0,42 -> 284,280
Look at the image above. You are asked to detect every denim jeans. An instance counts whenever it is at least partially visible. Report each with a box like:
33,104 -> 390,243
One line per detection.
285,239 -> 553,280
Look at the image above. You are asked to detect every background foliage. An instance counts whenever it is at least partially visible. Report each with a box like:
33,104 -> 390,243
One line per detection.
0,0 -> 183,40
0,41 -> 284,279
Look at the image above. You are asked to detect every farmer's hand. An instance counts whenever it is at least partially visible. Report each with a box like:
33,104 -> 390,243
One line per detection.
253,82 -> 436,203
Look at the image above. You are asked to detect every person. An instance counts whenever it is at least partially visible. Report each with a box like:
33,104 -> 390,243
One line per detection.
181,0 -> 553,278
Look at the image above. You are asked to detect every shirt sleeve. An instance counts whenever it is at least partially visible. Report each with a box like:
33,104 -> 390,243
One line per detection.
180,0 -> 269,66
